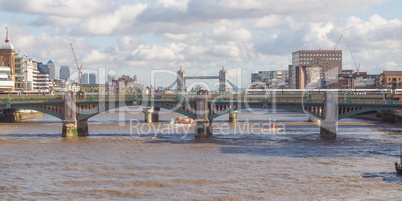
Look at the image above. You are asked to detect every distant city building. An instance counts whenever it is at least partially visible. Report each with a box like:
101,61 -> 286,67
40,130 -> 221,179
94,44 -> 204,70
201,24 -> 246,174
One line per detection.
33,73 -> 51,92
37,62 -> 49,75
378,71 -> 402,89
52,79 -> 67,91
46,60 -> 55,80
15,55 -> 40,91
14,54 -> 25,90
251,73 -> 262,83
60,66 -> 70,80
251,70 -> 289,89
290,50 -> 342,89
89,73 -> 96,84
0,27 -> 15,91
80,73 -> 89,84
0,66 -> 14,92
111,75 -> 142,94
107,75 -> 115,83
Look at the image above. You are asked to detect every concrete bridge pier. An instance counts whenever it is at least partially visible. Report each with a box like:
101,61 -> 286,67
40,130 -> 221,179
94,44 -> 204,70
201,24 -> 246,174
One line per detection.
143,107 -> 159,123
229,111 -> 238,123
0,108 -> 16,122
320,91 -> 338,139
320,120 -> 337,139
152,107 -> 160,122
62,91 -> 89,137
195,90 -> 212,138
143,107 -> 154,123
62,119 -> 89,137
195,120 -> 212,138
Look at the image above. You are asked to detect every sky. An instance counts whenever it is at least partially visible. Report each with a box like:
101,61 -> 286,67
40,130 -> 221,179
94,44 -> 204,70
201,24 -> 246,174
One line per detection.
0,0 -> 401,88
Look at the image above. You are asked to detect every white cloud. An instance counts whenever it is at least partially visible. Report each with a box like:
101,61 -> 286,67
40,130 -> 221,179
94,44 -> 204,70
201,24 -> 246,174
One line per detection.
211,26 -> 253,42
75,3 -> 147,35
0,0 -> 400,87
83,50 -> 109,63
253,15 -> 285,29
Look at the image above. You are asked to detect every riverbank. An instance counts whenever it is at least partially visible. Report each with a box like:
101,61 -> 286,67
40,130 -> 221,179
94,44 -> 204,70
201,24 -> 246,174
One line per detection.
0,109 -> 43,122
353,111 -> 402,124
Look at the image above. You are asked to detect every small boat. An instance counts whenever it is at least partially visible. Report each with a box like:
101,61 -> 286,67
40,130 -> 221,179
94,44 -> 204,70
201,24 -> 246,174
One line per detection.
395,143 -> 402,175
172,116 -> 194,125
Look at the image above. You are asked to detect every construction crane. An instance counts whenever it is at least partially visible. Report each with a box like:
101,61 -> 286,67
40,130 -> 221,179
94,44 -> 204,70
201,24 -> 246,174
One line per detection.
334,35 -> 343,50
346,44 -> 360,72
70,43 -> 83,86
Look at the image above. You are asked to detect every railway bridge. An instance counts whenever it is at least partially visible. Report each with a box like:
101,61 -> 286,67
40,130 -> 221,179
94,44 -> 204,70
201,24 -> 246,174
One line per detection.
1,90 -> 402,139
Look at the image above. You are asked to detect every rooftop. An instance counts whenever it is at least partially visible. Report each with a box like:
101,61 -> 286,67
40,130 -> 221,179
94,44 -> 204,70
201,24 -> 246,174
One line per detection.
383,71 -> 402,76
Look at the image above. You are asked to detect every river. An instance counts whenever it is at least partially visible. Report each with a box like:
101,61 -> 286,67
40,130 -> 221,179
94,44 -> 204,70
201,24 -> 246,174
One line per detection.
0,107 -> 402,200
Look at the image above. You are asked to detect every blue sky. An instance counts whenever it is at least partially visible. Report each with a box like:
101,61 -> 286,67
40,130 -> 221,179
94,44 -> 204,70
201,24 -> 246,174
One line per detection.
0,0 -> 401,88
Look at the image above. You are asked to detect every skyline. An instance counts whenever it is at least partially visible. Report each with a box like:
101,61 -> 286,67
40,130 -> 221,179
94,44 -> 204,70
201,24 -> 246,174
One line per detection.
0,0 -> 401,87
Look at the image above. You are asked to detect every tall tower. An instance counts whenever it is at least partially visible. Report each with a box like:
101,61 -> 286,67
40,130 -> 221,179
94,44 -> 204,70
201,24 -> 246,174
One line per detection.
60,66 -> 70,80
0,27 -> 15,90
176,66 -> 186,94
219,66 -> 227,93
46,60 -> 55,80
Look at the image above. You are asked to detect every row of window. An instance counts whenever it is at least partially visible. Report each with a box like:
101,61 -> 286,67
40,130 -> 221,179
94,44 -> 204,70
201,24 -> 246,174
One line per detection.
301,57 -> 341,61
301,62 -> 341,65
301,53 -> 341,57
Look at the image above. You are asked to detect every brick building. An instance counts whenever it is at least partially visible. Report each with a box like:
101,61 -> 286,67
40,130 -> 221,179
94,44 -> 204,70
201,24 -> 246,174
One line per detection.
290,50 -> 342,89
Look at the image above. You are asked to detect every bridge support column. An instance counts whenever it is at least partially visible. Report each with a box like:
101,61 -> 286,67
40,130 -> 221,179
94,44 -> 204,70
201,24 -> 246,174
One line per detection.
152,107 -> 160,122
320,91 -> 338,139
143,108 -> 154,123
195,120 -> 212,138
195,90 -> 212,138
229,111 -> 237,123
62,119 -> 89,137
77,119 -> 89,136
320,120 -> 337,139
0,108 -> 16,122
62,91 -> 89,137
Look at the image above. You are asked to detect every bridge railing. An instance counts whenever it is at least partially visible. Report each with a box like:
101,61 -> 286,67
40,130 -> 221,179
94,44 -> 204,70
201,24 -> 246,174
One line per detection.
338,99 -> 402,105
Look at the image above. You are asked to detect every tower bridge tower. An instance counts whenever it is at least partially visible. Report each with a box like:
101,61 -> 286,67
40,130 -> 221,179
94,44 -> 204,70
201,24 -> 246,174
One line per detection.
219,66 -> 227,92
177,66 -> 186,94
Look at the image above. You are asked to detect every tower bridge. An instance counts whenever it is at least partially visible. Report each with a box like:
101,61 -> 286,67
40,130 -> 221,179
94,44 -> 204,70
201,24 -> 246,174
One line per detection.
1,90 -> 402,139
166,66 -> 241,93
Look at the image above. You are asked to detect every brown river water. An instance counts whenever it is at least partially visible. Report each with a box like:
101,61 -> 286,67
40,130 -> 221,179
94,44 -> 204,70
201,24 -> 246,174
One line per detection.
1,107 -> 402,200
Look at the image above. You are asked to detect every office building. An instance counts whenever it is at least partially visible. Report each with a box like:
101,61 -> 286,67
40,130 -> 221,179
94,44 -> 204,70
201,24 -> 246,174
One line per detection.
33,73 -> 51,92
0,66 -> 14,92
37,62 -> 49,74
46,60 -> 55,80
81,73 -> 89,84
290,50 -> 342,89
89,73 -> 96,84
60,66 -> 70,80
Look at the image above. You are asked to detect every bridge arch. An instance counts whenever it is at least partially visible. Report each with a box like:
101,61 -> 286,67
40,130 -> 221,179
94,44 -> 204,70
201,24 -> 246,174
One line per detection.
2,106 -> 64,120
338,107 -> 402,120
76,103 -> 196,121
208,105 -> 324,121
